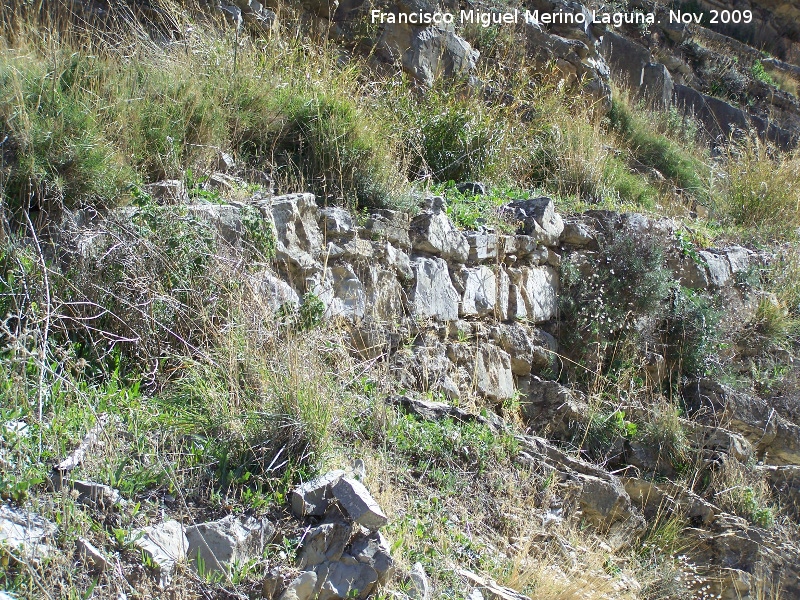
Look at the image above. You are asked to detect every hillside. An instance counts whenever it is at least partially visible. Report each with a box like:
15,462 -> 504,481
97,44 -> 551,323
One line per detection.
1,0 -> 800,599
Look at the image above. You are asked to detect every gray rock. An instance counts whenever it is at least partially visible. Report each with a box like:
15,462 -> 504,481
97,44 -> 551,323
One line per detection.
492,324 -> 536,376
279,571 -> 318,600
144,180 -> 188,204
475,344 -> 515,402
270,193 -> 323,274
326,263 -> 367,318
560,219 -> 595,247
186,515 -> 275,574
255,269 -> 300,311
409,562 -> 430,600
409,210 -> 469,263
133,520 -> 187,587
458,266 -> 499,318
349,531 -> 394,585
378,24 -> 478,86
71,480 -> 123,509
508,266 -> 558,322
683,379 -> 800,465
298,522 -> 352,569
291,470 -> 346,517
331,477 -> 388,531
0,505 -> 56,562
724,246 -> 752,274
319,207 -> 356,239
699,251 -> 732,287
502,198 -> 564,246
187,203 -> 245,246
518,377 -> 586,435
314,558 -> 379,600
409,257 -> 460,321
362,210 -> 411,249
77,537 -> 110,572
464,231 -> 497,263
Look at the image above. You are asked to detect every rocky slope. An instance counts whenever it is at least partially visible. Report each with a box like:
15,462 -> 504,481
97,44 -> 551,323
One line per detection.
3,178 -> 792,599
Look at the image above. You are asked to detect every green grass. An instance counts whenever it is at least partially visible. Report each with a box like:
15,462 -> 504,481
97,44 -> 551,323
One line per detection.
607,98 -> 708,200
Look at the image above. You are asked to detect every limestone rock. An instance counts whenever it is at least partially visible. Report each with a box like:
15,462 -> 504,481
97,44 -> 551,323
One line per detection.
464,231 -> 497,263
77,537 -> 110,573
319,207 -> 355,239
349,531 -> 394,584
458,266 -> 500,318
298,522 -> 352,569
254,269 -> 300,311
331,477 -> 388,531
270,193 -> 323,274
508,266 -> 558,322
0,505 -> 56,562
279,571 -> 318,600
409,256 -> 460,321
133,520 -> 187,587
377,24 -> 478,86
491,324 -> 536,376
291,470 -> 346,517
474,344 -> 515,402
362,210 -> 411,249
502,198 -> 564,247
314,558 -> 379,600
409,209 -> 469,263
186,515 -> 275,574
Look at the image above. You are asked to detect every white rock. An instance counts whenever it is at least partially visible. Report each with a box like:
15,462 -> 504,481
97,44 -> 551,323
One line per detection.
133,520 -> 187,587
77,537 -> 110,572
459,266 -> 498,318
509,266 -> 558,322
409,210 -> 469,263
0,505 -> 56,562
331,477 -> 388,531
475,345 -> 515,402
409,257 -> 460,321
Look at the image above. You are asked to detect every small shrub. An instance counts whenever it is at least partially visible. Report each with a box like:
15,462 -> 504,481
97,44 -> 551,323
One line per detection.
662,287 -> 720,377
560,232 -> 673,377
751,60 -> 776,87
